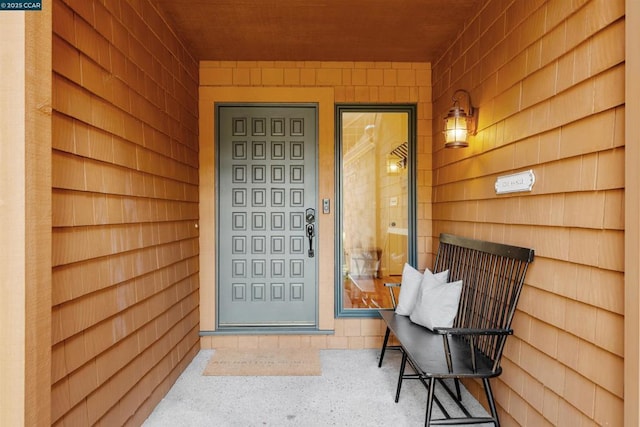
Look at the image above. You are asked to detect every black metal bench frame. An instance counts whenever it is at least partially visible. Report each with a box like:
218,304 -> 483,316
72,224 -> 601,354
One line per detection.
378,233 -> 534,426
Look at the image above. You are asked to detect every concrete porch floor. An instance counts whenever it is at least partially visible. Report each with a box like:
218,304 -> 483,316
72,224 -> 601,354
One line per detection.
143,349 -> 491,426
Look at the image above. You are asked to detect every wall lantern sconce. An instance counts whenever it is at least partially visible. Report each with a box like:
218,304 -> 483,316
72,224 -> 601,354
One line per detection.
443,89 -> 477,148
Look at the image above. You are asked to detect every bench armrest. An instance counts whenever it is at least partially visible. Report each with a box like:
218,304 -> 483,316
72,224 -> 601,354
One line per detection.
432,327 -> 513,336
435,327 -> 513,374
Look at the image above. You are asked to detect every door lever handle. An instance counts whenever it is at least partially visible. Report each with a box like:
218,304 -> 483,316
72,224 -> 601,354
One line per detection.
306,223 -> 315,257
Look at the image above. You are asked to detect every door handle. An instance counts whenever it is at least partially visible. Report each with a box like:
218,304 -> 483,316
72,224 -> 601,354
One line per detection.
306,223 -> 315,258
305,208 -> 316,258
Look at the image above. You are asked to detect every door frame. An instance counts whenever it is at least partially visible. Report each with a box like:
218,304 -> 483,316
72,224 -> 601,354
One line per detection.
198,86 -> 336,334
214,102 -> 320,331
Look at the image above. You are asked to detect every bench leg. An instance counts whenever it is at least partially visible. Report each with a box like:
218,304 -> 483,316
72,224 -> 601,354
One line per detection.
454,378 -> 462,401
395,351 -> 408,403
483,377 -> 500,426
424,377 -> 436,427
378,327 -> 391,368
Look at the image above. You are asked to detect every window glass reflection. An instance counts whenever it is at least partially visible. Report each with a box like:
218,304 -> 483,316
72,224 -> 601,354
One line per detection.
339,110 -> 411,311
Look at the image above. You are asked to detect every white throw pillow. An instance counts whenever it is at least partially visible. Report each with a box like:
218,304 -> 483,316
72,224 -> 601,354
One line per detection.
420,268 -> 449,293
405,267 -> 449,318
410,280 -> 463,331
395,265 -> 449,316
394,264 -> 423,315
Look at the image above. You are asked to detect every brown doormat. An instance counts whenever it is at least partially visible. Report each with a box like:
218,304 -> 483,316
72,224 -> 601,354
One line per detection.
203,348 -> 322,376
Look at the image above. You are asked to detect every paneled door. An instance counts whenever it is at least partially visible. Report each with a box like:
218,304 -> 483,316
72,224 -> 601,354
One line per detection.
217,105 -> 318,327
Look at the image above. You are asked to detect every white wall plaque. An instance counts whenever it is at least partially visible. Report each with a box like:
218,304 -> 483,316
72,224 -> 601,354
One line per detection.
495,169 -> 535,194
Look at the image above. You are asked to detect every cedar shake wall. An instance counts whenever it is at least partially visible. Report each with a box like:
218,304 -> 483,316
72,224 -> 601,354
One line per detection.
51,0 -> 199,424
432,0 -> 624,425
44,0 -> 629,425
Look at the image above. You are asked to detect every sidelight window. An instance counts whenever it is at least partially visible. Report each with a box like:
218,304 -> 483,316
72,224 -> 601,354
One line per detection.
335,105 -> 417,317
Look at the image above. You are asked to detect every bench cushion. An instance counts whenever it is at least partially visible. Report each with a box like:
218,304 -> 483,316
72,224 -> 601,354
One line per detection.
380,310 -> 500,378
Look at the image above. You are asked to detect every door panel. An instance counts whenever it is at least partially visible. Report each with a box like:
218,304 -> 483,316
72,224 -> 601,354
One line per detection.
217,105 -> 317,327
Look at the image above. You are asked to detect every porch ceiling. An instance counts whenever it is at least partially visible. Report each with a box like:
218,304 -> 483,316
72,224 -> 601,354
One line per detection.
152,0 -> 483,62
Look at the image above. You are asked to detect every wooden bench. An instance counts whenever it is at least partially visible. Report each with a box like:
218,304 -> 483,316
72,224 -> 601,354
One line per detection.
378,233 -> 534,426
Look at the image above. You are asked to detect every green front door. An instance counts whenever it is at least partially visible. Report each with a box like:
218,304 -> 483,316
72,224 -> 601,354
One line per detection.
216,104 -> 318,328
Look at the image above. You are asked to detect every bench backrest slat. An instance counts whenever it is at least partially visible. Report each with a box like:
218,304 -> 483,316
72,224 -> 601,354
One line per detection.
432,233 -> 534,371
